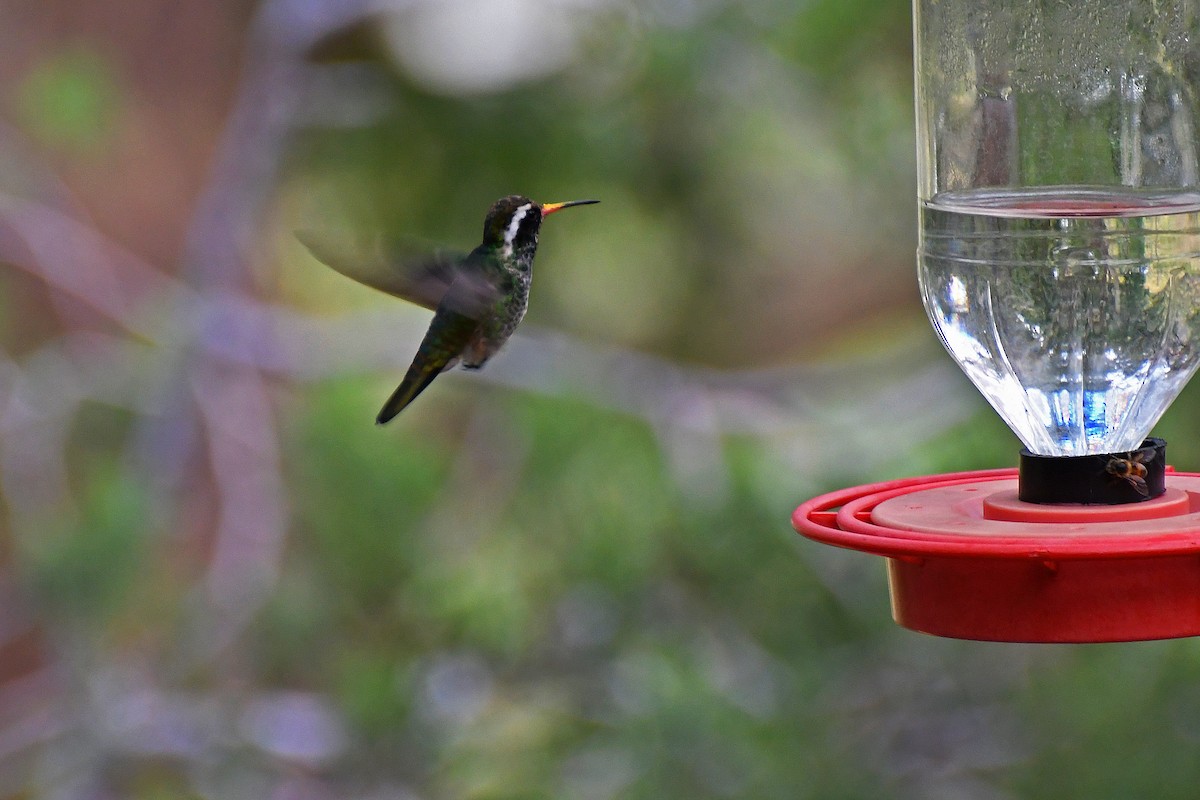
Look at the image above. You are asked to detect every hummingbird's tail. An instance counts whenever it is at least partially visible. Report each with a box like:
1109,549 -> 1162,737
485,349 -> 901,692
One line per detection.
376,306 -> 480,423
375,268 -> 495,424
376,358 -> 448,424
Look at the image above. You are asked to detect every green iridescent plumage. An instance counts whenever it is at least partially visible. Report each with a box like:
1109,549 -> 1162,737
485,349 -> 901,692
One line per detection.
301,195 -> 598,423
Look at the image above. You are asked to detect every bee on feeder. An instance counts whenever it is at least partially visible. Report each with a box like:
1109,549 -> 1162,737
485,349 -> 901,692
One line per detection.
1105,452 -> 1150,498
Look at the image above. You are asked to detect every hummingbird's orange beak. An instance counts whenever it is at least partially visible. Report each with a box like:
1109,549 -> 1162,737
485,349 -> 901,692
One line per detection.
541,199 -> 600,216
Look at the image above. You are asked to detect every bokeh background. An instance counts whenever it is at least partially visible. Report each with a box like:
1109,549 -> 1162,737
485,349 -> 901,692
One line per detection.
3,0 -> 1200,798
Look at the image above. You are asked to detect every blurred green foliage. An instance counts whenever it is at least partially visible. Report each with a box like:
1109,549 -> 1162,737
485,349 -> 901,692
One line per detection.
16,46 -> 123,155
24,457 -> 150,622
275,380 -> 900,798
262,371 -> 1200,799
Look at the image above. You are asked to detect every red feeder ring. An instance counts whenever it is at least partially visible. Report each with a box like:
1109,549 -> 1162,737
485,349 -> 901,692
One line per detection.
792,469 -> 1200,642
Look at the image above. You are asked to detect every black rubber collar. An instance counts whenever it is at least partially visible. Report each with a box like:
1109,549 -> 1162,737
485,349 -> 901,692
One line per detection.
1018,438 -> 1167,505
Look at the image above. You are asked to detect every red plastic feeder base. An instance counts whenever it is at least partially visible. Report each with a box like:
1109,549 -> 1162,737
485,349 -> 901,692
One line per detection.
792,469 -> 1200,642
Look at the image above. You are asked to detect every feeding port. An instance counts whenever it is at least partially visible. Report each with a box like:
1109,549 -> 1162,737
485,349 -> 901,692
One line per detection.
794,463 -> 1200,643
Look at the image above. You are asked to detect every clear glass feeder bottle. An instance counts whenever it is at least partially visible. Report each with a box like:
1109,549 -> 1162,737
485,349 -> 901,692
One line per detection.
914,0 -> 1200,456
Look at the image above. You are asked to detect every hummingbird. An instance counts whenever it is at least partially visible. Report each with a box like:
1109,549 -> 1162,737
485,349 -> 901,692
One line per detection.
299,195 -> 599,423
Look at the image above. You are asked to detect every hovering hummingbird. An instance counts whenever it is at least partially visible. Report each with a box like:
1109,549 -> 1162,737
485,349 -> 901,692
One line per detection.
299,195 -> 599,423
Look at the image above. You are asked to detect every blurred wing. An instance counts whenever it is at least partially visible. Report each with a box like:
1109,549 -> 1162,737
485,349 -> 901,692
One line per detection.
296,229 -> 465,311
438,263 -> 502,321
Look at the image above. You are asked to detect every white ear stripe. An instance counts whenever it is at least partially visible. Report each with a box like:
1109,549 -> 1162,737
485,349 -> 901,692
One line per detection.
502,203 -> 534,255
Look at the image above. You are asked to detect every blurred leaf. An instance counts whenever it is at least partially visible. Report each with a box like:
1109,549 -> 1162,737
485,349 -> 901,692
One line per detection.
333,647 -> 413,736
288,380 -> 452,617
17,47 -> 122,154
778,0 -> 911,81
23,460 -> 149,621
509,397 -> 675,593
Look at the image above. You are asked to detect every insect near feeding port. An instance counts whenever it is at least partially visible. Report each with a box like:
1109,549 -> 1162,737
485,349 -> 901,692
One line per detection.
1105,451 -> 1151,498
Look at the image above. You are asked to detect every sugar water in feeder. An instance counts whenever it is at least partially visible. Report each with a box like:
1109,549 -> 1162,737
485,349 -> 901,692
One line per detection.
921,188 -> 1200,458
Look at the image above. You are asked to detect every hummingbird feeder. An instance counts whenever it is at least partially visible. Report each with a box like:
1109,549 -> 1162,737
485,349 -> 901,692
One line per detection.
793,0 -> 1200,642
